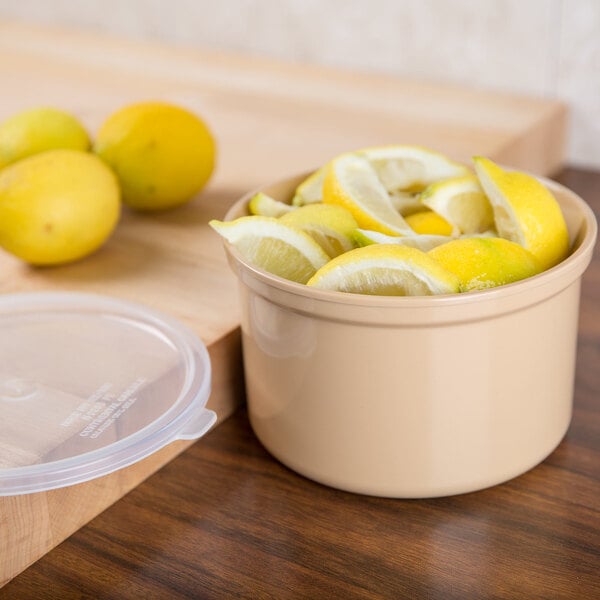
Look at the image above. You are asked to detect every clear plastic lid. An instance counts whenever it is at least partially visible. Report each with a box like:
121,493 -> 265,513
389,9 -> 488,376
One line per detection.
0,292 -> 215,496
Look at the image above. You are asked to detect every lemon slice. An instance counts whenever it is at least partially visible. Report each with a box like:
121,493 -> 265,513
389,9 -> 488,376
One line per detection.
429,237 -> 541,292
280,203 -> 357,257
420,175 -> 493,235
323,153 -> 413,236
354,229 -> 453,251
360,145 -> 471,192
292,166 -> 326,206
209,216 -> 329,284
248,192 -> 296,217
473,157 -> 569,270
306,244 -> 460,296
404,210 -> 453,236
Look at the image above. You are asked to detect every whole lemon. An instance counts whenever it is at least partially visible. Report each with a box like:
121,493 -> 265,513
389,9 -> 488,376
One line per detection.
0,149 -> 120,265
0,107 -> 90,169
94,101 -> 216,210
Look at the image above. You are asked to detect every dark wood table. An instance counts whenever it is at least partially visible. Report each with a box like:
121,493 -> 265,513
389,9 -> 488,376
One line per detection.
4,168 -> 599,600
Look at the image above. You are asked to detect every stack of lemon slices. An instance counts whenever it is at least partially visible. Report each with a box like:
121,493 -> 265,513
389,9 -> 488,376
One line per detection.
210,146 -> 570,296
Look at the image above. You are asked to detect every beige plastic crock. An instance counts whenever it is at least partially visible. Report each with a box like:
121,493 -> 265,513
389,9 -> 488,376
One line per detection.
222,172 -> 597,498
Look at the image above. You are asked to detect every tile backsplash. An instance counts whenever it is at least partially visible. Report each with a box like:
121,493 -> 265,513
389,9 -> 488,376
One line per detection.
1,0 -> 598,169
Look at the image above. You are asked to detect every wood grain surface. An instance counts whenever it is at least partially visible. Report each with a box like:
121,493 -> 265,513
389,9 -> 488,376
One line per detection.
3,167 -> 598,598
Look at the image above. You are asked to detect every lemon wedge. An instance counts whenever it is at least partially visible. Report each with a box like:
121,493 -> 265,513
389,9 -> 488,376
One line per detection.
292,166 -> 327,206
248,192 -> 296,217
473,157 -> 569,270
306,244 -> 460,296
209,216 -> 329,284
420,175 -> 494,235
323,153 -> 413,236
360,145 -> 471,192
405,210 -> 453,236
279,203 -> 357,257
353,229 -> 453,251
429,237 -> 541,292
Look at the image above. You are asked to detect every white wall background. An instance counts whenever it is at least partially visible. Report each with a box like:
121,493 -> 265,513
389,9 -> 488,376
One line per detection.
1,0 -> 598,169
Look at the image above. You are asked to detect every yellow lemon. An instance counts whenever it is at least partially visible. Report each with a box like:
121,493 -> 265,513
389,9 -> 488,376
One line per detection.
306,244 -> 460,296
280,203 -> 358,257
0,149 -> 120,265
94,101 -> 215,210
428,237 -> 541,292
473,157 -> 569,270
0,107 -> 90,169
405,210 -> 453,236
209,216 -> 329,284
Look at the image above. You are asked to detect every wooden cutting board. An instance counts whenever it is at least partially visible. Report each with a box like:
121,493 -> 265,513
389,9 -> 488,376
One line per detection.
0,19 -> 568,585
